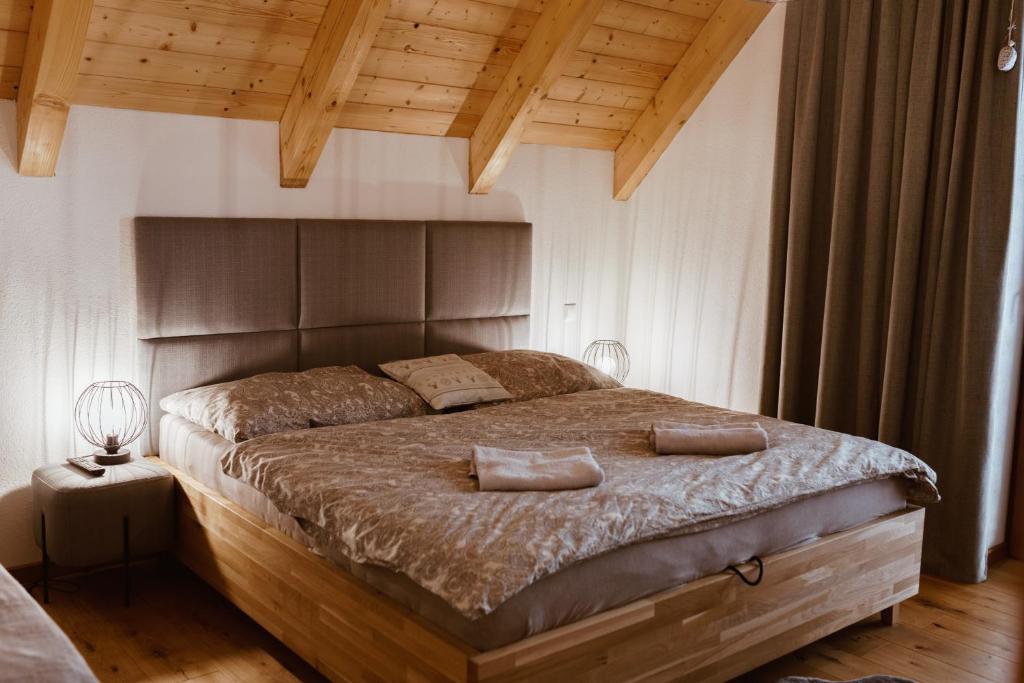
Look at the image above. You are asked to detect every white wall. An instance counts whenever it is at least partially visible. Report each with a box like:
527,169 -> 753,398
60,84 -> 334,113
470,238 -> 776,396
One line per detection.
0,7 -> 786,567
621,7 -> 784,410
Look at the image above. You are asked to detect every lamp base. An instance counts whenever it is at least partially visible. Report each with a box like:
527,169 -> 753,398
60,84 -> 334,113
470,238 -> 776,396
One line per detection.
93,449 -> 132,465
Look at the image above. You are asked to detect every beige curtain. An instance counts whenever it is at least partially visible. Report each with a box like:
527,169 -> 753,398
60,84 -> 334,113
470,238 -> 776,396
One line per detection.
762,0 -> 1022,582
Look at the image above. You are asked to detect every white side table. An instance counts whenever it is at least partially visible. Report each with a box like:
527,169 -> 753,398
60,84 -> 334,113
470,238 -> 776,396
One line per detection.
31,458 -> 173,606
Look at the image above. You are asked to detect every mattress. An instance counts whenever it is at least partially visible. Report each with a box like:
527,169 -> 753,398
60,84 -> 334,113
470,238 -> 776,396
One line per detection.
160,413 -> 910,650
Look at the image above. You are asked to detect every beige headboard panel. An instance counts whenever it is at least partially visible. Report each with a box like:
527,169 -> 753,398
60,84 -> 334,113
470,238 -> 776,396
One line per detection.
135,217 -> 531,452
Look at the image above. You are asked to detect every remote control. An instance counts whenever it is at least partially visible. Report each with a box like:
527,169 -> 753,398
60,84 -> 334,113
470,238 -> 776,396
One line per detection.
67,456 -> 105,476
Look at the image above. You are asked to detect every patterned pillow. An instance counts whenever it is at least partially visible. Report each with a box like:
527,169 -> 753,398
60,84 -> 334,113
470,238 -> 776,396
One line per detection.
160,365 -> 429,442
462,350 -> 621,402
379,354 -> 512,410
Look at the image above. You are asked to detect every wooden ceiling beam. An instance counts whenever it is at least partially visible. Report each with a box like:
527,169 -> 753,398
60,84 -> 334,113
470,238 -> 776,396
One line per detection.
278,0 -> 388,188
16,0 -> 95,177
612,0 -> 770,201
468,0 -> 604,194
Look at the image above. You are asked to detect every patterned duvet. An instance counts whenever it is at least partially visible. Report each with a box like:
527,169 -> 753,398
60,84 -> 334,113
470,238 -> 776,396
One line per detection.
221,388 -> 938,619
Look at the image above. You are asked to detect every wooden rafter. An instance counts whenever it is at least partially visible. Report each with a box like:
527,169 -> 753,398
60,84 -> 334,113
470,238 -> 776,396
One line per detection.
278,0 -> 388,188
16,0 -> 94,176
468,0 -> 604,194
612,0 -> 771,201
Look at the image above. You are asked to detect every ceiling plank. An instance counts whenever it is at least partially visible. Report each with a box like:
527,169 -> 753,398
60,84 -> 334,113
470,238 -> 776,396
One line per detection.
74,73 -> 288,120
522,122 -> 624,150
71,73 -> 625,151
0,66 -> 19,99
597,0 -> 705,42
15,0 -> 94,176
79,41 -> 300,96
0,28 -> 27,65
93,0 -> 323,36
612,0 -> 769,200
278,0 -> 388,188
0,0 -> 33,31
469,0 -> 604,194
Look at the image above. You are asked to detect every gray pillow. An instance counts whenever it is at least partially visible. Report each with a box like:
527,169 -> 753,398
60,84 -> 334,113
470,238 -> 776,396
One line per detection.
462,350 -> 621,402
160,365 -> 428,442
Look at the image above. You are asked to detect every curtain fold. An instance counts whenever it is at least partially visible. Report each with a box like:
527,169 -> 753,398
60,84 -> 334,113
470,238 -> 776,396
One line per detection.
762,0 -> 1022,581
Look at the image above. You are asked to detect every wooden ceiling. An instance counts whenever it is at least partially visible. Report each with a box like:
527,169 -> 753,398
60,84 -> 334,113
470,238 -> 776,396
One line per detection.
0,0 -> 771,198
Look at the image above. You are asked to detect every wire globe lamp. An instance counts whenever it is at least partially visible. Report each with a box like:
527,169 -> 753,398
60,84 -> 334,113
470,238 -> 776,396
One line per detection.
583,340 -> 630,383
74,381 -> 148,465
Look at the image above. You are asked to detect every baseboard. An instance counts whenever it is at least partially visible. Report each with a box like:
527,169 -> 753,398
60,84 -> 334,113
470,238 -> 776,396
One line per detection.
7,556 -> 166,589
8,560 -> 65,588
988,542 -> 1007,566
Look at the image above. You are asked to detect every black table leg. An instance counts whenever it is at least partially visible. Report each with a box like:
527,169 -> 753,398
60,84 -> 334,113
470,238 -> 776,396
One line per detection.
41,512 -> 49,604
122,516 -> 130,608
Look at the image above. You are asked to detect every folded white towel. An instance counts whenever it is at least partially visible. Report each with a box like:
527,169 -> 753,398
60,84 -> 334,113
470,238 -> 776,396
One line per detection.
650,421 -> 769,456
470,446 -> 605,491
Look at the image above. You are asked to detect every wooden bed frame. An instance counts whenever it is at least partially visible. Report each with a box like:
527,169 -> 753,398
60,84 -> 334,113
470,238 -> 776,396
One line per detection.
161,458 -> 924,683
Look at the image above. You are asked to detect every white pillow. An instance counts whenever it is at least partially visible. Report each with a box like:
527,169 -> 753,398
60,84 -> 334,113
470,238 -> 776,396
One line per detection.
379,354 -> 512,410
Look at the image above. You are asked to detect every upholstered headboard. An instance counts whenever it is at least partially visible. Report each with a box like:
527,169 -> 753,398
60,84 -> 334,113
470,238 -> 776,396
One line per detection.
134,218 -> 531,452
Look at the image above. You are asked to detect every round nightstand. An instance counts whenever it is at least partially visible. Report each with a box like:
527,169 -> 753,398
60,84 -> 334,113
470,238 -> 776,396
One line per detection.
31,458 -> 174,606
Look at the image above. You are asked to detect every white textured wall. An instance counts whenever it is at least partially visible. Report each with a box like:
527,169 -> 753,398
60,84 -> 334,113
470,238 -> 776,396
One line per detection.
621,7 -> 784,409
0,7 -> 785,567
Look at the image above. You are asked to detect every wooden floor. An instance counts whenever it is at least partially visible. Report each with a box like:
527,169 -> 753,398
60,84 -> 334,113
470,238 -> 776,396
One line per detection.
31,559 -> 1024,683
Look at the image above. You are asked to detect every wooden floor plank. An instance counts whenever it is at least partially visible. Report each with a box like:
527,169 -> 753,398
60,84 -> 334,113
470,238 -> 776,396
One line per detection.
867,621 -> 1018,683
860,640 -> 994,683
988,560 -> 1024,586
63,619 -> 153,683
913,584 -> 1024,637
22,558 -> 1024,683
817,623 -> 884,657
924,573 -> 1024,617
775,643 -> 890,681
899,600 -> 1024,664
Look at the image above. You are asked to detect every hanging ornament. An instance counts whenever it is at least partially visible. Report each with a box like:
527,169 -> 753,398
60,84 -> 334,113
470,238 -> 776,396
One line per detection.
998,0 -> 1018,71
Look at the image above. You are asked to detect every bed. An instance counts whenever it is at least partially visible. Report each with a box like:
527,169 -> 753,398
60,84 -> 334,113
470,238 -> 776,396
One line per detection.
0,563 -> 97,683
135,217 -> 937,682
